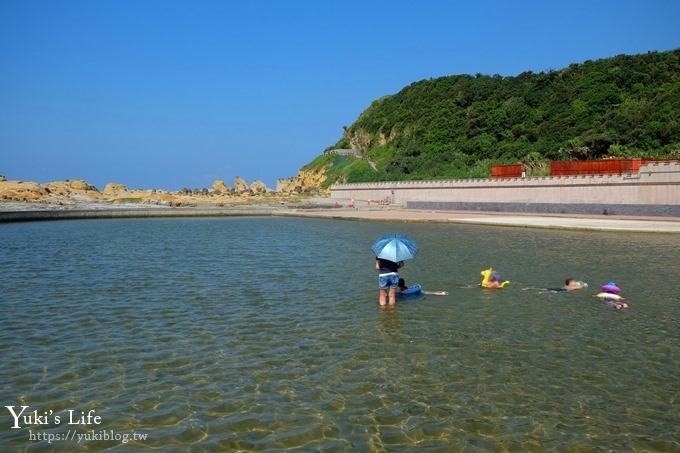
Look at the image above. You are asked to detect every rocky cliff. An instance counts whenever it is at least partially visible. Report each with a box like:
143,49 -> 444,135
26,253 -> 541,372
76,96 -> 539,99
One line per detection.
276,168 -> 329,194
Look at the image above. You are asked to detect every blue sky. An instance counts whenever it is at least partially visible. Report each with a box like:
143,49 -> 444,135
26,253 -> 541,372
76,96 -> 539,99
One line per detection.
1,0 -> 678,190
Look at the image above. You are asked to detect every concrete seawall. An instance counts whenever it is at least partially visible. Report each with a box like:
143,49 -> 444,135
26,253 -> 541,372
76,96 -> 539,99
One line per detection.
331,161 -> 680,216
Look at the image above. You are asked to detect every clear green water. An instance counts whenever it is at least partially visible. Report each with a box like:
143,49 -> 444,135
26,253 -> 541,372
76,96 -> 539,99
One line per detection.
1,217 -> 679,452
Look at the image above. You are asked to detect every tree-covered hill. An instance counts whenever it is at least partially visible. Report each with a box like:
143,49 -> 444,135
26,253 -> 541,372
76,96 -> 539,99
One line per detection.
305,49 -> 680,186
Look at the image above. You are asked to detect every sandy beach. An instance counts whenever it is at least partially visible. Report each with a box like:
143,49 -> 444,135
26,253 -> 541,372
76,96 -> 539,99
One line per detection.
2,198 -> 680,233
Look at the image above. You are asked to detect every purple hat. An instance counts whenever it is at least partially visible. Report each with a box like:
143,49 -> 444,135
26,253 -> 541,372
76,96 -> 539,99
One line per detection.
601,282 -> 621,294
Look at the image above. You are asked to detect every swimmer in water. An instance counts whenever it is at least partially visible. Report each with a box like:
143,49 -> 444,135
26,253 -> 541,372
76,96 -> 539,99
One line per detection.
550,278 -> 588,292
595,281 -> 628,309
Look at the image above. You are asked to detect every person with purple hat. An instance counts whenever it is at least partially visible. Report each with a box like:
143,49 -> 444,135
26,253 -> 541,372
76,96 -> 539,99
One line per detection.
595,281 -> 628,309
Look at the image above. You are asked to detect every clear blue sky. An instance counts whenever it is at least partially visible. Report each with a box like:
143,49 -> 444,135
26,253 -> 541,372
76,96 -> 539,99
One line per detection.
1,0 -> 678,190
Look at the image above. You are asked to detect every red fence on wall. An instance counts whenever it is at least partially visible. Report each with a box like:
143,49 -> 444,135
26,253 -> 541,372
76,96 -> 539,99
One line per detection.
490,158 -> 677,178
491,164 -> 523,178
550,159 -> 642,176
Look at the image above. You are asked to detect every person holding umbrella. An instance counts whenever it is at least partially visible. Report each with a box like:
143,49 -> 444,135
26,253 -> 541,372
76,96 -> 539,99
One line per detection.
375,257 -> 404,306
371,234 -> 419,306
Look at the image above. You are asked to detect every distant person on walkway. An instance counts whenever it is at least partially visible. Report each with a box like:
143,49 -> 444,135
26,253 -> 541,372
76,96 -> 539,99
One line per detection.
376,258 -> 404,306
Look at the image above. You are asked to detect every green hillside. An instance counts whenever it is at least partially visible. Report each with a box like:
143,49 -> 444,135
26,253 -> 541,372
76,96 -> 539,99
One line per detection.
307,49 -> 680,186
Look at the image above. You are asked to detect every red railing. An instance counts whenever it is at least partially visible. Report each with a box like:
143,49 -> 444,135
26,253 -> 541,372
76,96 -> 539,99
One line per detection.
489,158 -> 677,178
550,159 -> 642,176
491,164 -> 523,178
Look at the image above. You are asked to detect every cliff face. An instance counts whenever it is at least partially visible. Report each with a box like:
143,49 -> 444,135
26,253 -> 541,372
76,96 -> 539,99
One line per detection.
344,128 -> 373,151
276,168 -> 329,194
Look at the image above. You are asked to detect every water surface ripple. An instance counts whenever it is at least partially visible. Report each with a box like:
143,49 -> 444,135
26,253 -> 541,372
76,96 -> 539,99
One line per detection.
1,217 -> 679,451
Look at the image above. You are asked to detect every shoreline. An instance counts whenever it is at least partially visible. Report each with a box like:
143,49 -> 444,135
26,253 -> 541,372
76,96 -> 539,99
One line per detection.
2,201 -> 680,233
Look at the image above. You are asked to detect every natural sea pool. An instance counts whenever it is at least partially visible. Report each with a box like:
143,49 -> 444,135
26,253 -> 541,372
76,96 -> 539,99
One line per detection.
1,216 -> 679,452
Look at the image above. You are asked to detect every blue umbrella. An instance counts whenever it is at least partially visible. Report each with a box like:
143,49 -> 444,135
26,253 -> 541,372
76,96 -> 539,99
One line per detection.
371,234 -> 419,262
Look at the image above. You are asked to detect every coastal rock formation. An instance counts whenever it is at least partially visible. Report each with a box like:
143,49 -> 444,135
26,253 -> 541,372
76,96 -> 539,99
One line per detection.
103,183 -> 128,195
249,180 -> 269,195
212,180 -> 229,193
276,169 -> 329,194
69,180 -> 98,191
0,180 -> 51,202
0,173 -> 322,209
44,180 -> 100,199
275,177 -> 296,193
102,183 -> 176,205
233,177 -> 249,194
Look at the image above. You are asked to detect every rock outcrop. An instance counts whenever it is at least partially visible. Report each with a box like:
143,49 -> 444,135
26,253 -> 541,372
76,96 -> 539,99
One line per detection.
277,168 -> 329,194
69,180 -> 98,191
43,180 -> 100,201
212,180 -> 230,193
345,128 -> 372,151
249,180 -> 269,195
233,177 -> 249,194
103,183 -> 128,195
0,172 -> 324,208
0,181 -> 51,202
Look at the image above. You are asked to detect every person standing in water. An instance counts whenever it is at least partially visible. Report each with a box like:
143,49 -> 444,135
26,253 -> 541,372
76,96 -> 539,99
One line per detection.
376,257 -> 404,306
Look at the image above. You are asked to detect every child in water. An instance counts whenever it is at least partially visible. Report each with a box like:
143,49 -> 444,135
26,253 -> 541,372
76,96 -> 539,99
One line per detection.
480,268 -> 510,288
398,278 -> 449,296
595,282 -> 628,309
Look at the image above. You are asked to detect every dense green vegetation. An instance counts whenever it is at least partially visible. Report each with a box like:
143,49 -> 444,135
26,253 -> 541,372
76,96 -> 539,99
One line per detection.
313,49 -> 680,186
